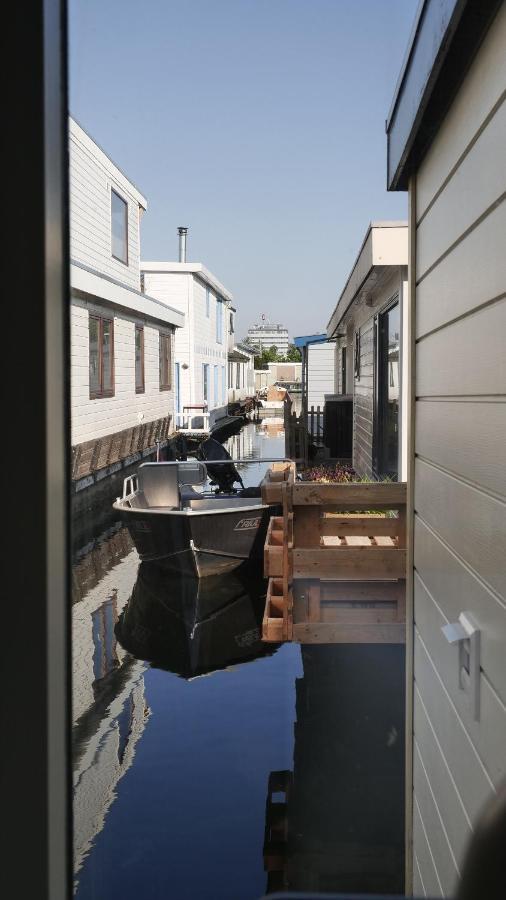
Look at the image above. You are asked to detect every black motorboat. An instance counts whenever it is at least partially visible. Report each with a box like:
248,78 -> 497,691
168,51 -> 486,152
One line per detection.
115,563 -> 278,678
113,440 -> 283,578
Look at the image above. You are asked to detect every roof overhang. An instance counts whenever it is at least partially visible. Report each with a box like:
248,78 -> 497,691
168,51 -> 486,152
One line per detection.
141,261 -> 233,304
228,347 -> 252,362
386,0 -> 502,190
293,334 -> 329,350
71,261 -> 184,329
326,222 -> 408,338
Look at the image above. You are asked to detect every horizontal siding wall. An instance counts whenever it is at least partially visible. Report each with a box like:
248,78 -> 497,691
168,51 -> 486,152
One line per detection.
411,6 -> 506,895
307,343 -> 335,411
71,297 -> 175,445
192,278 -> 228,410
69,124 -> 142,290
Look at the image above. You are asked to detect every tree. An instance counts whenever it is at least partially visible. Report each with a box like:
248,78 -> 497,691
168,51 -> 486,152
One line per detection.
254,345 -> 279,369
284,343 -> 302,362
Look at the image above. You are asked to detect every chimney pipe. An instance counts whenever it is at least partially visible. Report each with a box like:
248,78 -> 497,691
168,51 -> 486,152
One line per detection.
178,226 -> 188,263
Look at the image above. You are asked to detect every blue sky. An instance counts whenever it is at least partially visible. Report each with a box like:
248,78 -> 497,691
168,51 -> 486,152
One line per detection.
69,0 -> 417,338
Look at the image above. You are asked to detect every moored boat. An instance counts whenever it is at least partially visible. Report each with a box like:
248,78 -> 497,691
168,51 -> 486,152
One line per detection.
113,443 -> 282,578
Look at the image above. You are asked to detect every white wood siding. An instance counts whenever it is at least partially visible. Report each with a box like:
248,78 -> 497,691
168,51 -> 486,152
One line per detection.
411,6 -> 506,894
71,296 -> 175,445
334,271 -> 407,479
142,271 -> 228,414
69,119 -> 143,290
307,343 -> 335,410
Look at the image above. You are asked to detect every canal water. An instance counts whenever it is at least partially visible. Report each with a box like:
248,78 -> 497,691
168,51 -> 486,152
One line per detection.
72,419 -> 405,899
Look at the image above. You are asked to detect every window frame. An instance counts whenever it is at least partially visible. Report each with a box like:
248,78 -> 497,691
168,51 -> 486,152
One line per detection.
354,330 -> 361,379
159,331 -> 172,391
202,363 -> 209,402
135,325 -> 145,394
111,187 -> 129,265
89,314 -> 115,399
373,295 -> 400,480
216,298 -> 223,344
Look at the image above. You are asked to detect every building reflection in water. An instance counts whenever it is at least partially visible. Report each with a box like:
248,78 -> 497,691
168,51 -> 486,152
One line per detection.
72,524 -> 150,885
264,644 -> 405,895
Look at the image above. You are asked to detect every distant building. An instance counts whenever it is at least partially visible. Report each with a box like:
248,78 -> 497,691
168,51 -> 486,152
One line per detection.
142,233 -> 232,429
245,322 -> 290,357
69,118 -> 183,487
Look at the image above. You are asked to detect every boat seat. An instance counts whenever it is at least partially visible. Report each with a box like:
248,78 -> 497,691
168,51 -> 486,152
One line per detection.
137,463 -> 180,509
177,461 -> 207,486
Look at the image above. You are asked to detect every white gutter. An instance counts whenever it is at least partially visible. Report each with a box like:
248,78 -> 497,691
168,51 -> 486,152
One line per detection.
71,262 -> 184,329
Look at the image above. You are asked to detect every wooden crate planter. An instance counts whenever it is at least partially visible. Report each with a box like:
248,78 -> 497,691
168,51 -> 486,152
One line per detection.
262,578 -> 293,642
262,478 -> 407,644
260,461 -> 296,505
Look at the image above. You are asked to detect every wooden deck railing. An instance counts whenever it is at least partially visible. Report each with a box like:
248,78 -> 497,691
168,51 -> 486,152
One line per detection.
261,479 -> 407,644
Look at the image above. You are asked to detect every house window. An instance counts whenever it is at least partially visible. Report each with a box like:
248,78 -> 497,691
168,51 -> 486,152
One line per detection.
159,332 -> 171,390
354,330 -> 361,379
216,299 -> 223,343
202,364 -> 209,402
111,189 -> 128,264
135,326 -> 144,393
222,366 -> 226,403
229,312 -> 234,334
214,365 -> 219,406
341,346 -> 347,394
89,314 -> 114,399
374,300 -> 400,479
206,288 -> 210,317
236,362 -> 241,389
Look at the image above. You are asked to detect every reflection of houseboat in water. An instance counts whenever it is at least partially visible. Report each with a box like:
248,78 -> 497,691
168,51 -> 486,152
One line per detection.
72,527 -> 150,884
116,563 -> 277,678
264,644 -> 405,895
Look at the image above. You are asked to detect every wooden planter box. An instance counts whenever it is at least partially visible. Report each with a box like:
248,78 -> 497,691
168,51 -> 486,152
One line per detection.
262,478 -> 407,644
260,461 -> 296,505
262,578 -> 293,642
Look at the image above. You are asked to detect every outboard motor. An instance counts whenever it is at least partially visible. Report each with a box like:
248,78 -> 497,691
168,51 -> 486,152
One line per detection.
197,438 -> 244,493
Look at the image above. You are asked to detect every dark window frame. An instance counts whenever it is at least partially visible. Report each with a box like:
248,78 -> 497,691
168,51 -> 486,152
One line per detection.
354,331 -> 361,379
89,314 -> 115,399
111,187 -> 129,265
159,331 -> 172,391
135,325 -> 145,394
373,295 -> 400,480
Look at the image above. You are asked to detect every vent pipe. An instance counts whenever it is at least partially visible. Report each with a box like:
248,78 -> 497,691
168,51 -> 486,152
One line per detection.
178,226 -> 188,263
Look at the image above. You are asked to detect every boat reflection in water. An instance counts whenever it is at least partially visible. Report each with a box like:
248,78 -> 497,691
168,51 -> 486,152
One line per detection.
115,562 -> 279,679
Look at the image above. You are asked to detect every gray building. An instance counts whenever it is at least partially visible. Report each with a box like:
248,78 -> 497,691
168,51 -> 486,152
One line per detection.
245,322 -> 290,357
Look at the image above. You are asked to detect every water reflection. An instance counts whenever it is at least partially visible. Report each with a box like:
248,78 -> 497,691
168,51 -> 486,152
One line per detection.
72,525 -> 148,885
116,563 -> 278,679
264,644 -> 405,895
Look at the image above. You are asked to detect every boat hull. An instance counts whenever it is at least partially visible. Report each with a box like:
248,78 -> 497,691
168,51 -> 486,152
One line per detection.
119,504 -> 273,577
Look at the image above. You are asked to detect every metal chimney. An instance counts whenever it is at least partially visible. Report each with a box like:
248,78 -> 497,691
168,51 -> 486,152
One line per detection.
178,226 -> 188,263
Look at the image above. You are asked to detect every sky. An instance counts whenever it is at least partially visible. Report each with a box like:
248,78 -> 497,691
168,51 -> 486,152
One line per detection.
69,0 -> 418,340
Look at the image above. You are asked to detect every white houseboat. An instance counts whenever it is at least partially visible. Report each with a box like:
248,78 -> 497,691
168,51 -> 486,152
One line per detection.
142,229 -> 233,433
69,118 -> 184,489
